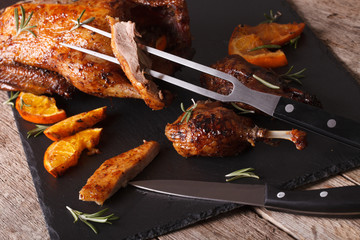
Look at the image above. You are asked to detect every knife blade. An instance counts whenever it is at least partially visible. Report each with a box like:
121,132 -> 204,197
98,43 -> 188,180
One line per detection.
129,180 -> 360,215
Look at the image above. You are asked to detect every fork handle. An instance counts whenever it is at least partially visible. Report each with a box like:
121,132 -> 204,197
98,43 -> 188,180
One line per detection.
273,97 -> 360,149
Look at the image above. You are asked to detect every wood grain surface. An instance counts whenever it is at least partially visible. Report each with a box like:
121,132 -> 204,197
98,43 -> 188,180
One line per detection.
0,0 -> 359,239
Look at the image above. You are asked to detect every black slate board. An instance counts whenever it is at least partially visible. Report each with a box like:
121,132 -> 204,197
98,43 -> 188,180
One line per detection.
2,0 -> 360,239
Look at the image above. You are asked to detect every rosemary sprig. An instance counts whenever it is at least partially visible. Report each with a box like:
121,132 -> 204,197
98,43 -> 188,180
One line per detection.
3,91 -> 19,107
66,206 -> 119,234
231,102 -> 255,114
27,124 -> 48,138
14,5 -> 37,37
249,44 -> 281,52
252,74 -> 280,89
263,10 -> 282,23
225,168 -> 260,182
180,98 -> 197,123
71,9 -> 95,31
280,65 -> 306,85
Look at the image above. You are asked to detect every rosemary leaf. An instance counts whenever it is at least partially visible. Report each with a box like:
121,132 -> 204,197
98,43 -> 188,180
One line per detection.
225,167 -> 255,177
3,91 -> 20,107
20,5 -> 25,29
14,8 -> 19,32
226,173 -> 260,182
81,17 -> 95,25
82,216 -> 109,223
84,208 -> 109,218
66,206 -> 79,222
81,219 -> 98,234
20,98 -> 31,110
231,102 -> 254,114
252,74 -> 280,89
249,44 -> 281,52
27,125 -> 48,138
289,36 -> 301,49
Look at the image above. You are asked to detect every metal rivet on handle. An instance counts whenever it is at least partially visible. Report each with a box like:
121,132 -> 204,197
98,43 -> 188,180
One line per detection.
285,104 -> 294,113
320,191 -> 328,198
327,119 -> 336,128
277,192 -> 285,198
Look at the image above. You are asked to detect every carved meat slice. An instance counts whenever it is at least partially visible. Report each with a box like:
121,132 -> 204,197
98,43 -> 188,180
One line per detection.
79,140 -> 160,205
108,17 -> 166,110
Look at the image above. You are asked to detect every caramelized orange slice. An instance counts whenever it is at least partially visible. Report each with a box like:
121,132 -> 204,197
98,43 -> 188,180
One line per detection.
228,22 -> 305,68
44,106 -> 107,141
44,128 -> 102,177
15,92 -> 66,124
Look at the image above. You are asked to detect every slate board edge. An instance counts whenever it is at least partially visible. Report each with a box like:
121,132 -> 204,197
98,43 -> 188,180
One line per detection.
12,111 -> 61,240
129,203 -> 240,240
6,0 -> 360,239
281,154 -> 360,190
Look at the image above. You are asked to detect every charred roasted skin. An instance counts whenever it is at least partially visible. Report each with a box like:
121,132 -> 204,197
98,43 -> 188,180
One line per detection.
0,0 -> 192,101
0,62 -> 75,98
165,101 -> 268,157
200,55 -> 321,112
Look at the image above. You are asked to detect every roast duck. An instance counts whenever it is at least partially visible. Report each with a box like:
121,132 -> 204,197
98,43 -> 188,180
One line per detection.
0,0 -> 192,109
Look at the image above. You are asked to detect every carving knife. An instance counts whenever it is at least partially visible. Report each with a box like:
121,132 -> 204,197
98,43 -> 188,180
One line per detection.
129,180 -> 360,215
60,23 -> 360,150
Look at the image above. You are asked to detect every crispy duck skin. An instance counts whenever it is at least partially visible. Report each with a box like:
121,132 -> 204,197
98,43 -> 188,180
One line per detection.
200,55 -> 321,112
165,100 -> 307,157
79,140 -> 160,205
0,0 -> 192,103
0,62 -> 75,97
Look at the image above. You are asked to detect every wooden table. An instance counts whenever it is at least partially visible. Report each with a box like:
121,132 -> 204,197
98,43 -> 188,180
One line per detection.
1,0 -> 359,239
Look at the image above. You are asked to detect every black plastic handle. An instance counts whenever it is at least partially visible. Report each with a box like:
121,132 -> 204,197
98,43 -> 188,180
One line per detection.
273,97 -> 360,149
265,185 -> 360,215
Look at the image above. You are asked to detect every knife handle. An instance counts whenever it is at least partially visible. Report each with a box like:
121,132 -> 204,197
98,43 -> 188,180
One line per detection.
265,185 -> 360,215
273,97 -> 360,149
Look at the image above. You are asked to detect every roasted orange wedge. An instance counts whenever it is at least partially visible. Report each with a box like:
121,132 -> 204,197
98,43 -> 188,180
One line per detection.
44,128 -> 102,177
15,92 -> 66,124
240,22 -> 305,45
228,33 -> 288,68
44,106 -> 107,141
228,22 -> 305,68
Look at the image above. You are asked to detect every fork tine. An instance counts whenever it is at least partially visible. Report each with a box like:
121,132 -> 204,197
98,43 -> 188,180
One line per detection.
74,23 -> 240,87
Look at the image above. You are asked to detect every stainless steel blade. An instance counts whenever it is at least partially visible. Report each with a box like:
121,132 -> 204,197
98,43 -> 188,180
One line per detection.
129,180 -> 266,207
